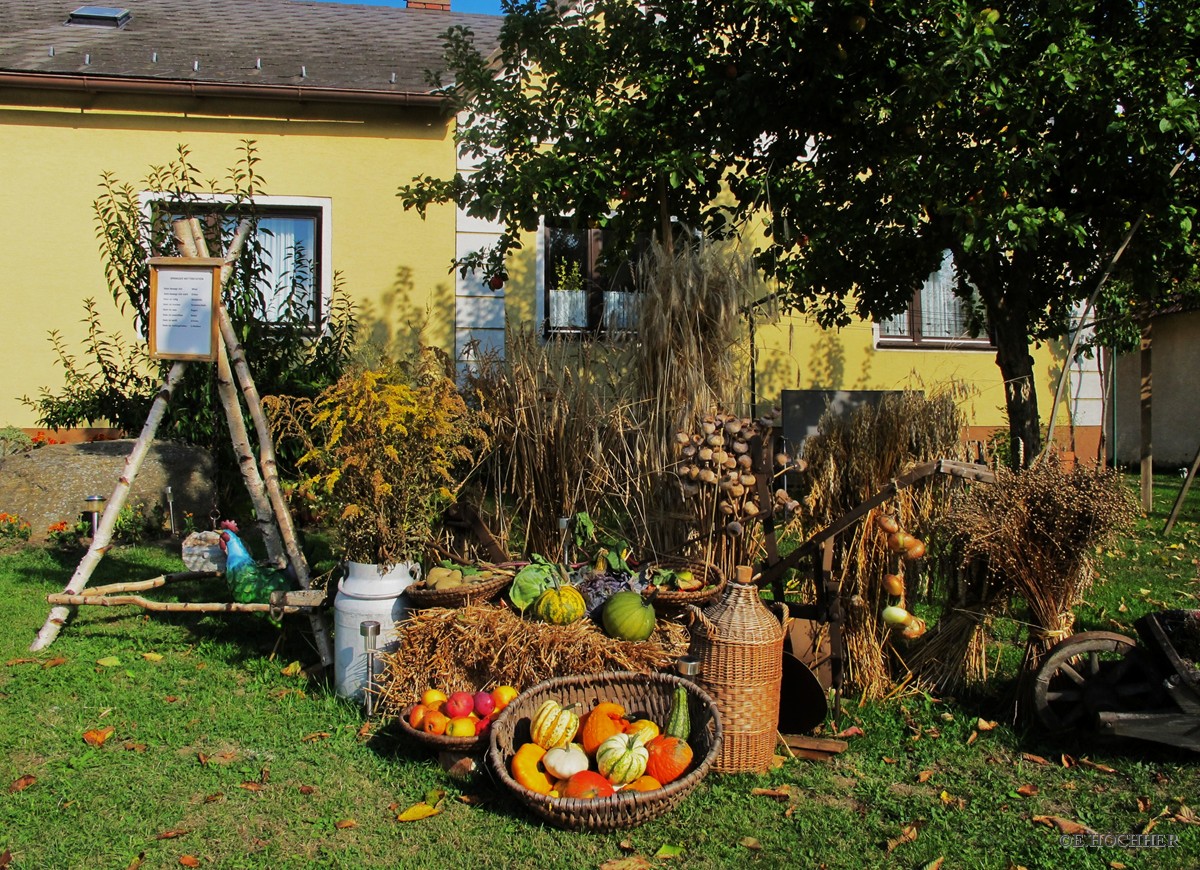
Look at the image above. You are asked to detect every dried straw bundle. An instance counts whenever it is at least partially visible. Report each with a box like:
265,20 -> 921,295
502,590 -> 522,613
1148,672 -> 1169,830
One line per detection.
797,388 -> 969,698
941,463 -> 1137,677
374,604 -> 689,719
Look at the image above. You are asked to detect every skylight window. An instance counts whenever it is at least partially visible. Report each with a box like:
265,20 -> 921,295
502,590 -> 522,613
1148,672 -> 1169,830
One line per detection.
67,6 -> 132,28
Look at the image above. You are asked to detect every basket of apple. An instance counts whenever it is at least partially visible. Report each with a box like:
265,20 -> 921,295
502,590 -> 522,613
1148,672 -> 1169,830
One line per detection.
399,684 -> 520,752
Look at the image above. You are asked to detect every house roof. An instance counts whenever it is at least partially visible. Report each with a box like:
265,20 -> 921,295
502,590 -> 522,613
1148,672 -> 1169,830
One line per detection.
0,1 -> 502,105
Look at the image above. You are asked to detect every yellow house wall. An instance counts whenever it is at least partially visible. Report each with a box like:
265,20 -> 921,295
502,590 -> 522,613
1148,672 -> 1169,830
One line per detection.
0,89 -> 458,428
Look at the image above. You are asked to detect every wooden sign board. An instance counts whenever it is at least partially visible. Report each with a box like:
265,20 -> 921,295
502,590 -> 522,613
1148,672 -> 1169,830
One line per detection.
148,257 -> 222,361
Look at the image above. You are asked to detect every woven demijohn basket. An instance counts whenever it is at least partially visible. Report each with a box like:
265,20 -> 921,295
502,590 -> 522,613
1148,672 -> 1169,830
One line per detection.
688,565 -> 783,773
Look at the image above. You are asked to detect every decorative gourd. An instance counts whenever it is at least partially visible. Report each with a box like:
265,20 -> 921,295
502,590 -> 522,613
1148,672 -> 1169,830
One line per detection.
580,703 -> 627,755
601,590 -> 657,641
531,699 -> 581,749
644,734 -> 693,785
595,732 -> 649,786
626,774 -> 662,792
626,718 -> 661,745
560,770 -> 615,799
511,742 -> 554,794
542,742 -> 589,780
533,583 -> 587,625
664,684 -> 690,740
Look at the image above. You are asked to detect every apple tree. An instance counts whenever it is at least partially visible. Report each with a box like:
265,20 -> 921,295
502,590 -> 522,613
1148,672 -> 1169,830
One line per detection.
401,0 -> 1199,466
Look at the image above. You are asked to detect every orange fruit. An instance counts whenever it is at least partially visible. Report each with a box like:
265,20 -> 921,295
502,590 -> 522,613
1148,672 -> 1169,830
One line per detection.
491,685 -> 518,712
422,710 -> 449,736
421,688 -> 448,712
408,703 -> 429,731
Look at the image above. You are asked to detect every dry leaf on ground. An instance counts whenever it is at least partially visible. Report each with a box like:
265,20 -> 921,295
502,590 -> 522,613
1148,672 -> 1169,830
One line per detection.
9,774 -> 36,792
1022,753 -> 1049,765
179,857 -> 199,868
301,731 -> 331,743
83,727 -> 114,747
43,657 -> 67,668
740,837 -> 762,850
600,858 -> 652,870
1032,815 -> 1095,835
1016,784 -> 1039,797
918,770 -> 934,783
885,824 -> 919,852
157,829 -> 187,840
836,725 -> 865,739
334,819 -> 357,829
397,802 -> 441,822
975,718 -> 998,731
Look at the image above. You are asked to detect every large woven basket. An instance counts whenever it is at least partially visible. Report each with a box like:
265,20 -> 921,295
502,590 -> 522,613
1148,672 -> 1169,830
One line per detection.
405,570 -> 513,610
642,558 -> 726,612
688,566 -> 784,773
487,671 -> 723,832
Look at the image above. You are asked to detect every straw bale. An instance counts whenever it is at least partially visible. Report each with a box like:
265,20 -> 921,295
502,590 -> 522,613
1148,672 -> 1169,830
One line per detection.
375,604 -> 689,719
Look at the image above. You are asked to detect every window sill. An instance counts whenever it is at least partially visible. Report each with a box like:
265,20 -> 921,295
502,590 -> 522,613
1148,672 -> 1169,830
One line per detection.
876,338 -> 994,351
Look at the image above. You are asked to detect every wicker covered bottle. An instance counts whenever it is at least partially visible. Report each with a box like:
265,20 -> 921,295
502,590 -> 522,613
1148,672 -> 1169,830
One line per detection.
687,565 -> 783,773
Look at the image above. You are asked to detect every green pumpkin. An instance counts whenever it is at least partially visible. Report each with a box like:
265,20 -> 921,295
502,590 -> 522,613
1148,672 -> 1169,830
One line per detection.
534,584 -> 586,625
595,732 -> 649,785
601,590 -> 657,641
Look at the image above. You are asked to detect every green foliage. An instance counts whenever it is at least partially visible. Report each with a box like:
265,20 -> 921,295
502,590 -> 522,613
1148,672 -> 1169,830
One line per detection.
0,426 -> 33,456
23,142 -> 358,493
404,0 -> 1199,464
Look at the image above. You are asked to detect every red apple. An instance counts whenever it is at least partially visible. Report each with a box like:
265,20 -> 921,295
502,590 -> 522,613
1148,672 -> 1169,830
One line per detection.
445,691 -> 475,719
487,274 -> 504,290
474,713 -> 494,737
473,690 -> 496,718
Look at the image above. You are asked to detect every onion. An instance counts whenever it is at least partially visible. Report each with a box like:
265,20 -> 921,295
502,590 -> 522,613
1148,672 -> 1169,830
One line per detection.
905,539 -> 927,560
882,605 -> 912,627
887,531 -> 913,553
875,514 -> 900,534
882,574 -> 905,597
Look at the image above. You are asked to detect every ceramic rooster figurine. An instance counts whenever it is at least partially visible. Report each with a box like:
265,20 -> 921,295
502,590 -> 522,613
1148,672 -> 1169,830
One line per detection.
218,520 -> 293,605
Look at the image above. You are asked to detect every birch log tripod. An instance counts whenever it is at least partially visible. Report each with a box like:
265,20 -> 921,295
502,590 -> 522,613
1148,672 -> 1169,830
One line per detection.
31,218 -> 334,671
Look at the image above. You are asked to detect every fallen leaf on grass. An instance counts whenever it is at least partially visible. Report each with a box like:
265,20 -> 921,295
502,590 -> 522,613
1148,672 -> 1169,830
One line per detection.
203,793 -> 223,803
299,785 -> 316,796
280,661 -> 303,677
124,742 -> 147,753
142,652 -> 163,662
301,731 -> 331,743
1021,753 -> 1049,765
238,782 -> 263,792
197,752 -> 209,766
751,785 -> 800,802
357,721 -> 373,740
653,844 -> 684,859
975,718 -> 998,731
179,857 -> 200,868
1060,754 -> 1076,768
600,859 -> 652,870
1016,784 -> 1039,797
43,657 -> 67,668
1079,758 -> 1117,774
5,658 -> 36,666
739,837 -> 762,851
618,840 -> 635,852
1032,815 -> 1095,835
965,731 -> 978,746
1136,796 -> 1151,812
164,696 -> 179,703
1175,805 -> 1199,825
96,656 -> 121,667
396,802 -> 441,822
885,824 -> 919,852
882,756 -> 898,764
83,726 -> 114,747
157,829 -> 187,840
1109,861 -> 1128,869
918,770 -> 934,783
1142,819 -> 1158,836
835,725 -> 865,739
921,858 -> 945,870
334,819 -> 357,830
125,851 -> 145,870
9,774 -> 36,792
0,850 -> 11,869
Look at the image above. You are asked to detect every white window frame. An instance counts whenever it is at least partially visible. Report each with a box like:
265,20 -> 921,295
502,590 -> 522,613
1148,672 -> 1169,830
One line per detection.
876,250 -> 993,350
139,193 -> 333,331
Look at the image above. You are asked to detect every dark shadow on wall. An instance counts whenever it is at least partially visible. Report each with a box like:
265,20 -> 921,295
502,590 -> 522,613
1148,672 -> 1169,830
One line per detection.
353,265 -> 454,362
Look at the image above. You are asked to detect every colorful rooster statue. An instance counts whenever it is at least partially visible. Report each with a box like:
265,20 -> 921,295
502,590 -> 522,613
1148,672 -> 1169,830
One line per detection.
218,520 -> 293,605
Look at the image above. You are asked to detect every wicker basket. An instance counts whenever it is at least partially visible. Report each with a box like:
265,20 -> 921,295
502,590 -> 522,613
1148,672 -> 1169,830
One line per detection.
405,570 -> 513,610
487,671 -> 723,832
397,704 -> 487,754
688,566 -> 784,773
642,558 -> 726,612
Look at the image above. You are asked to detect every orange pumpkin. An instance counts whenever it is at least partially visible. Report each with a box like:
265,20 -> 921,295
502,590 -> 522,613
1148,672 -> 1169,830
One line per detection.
510,742 -> 555,795
644,735 -> 693,784
581,703 -> 627,755
560,770 -> 615,799
625,774 -> 662,792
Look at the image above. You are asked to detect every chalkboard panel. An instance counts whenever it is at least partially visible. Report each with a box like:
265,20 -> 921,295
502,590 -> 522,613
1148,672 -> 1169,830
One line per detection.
780,389 -> 912,446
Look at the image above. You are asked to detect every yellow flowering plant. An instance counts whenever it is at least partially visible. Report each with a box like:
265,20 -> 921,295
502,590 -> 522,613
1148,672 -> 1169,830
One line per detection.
281,348 -> 485,568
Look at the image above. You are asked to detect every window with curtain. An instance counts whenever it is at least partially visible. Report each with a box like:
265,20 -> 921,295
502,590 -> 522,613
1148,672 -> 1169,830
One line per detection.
877,250 -> 991,348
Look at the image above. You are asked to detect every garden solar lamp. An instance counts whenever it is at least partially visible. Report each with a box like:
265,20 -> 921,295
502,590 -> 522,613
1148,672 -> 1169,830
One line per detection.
82,495 -> 106,538
360,620 -> 381,717
675,654 -> 701,680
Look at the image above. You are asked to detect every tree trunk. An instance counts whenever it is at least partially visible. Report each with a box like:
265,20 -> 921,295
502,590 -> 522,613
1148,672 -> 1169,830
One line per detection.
990,306 -> 1042,469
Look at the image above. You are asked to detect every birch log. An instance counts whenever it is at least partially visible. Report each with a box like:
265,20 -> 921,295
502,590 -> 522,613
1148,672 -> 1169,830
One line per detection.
30,361 -> 188,651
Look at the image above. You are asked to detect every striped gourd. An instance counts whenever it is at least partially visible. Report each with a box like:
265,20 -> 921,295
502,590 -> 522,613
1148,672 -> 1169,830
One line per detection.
533,584 -> 586,625
595,732 -> 649,786
530,699 -> 580,749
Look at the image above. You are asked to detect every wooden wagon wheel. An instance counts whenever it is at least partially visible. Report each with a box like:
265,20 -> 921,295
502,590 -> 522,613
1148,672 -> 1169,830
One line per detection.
1031,631 -> 1164,734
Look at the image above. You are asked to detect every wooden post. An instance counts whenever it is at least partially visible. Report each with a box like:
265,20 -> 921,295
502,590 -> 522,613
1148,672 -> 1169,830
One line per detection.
1140,320 -> 1153,512
31,361 -> 188,651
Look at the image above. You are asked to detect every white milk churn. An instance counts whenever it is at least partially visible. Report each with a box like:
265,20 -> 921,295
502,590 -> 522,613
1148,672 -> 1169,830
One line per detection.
333,561 -> 420,700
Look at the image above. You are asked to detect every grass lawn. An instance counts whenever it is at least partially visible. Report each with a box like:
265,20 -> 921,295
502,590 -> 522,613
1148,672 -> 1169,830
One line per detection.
1,473 -> 1197,869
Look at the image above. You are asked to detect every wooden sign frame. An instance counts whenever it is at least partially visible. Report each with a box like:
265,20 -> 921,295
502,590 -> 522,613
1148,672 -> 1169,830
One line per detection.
148,257 -> 222,361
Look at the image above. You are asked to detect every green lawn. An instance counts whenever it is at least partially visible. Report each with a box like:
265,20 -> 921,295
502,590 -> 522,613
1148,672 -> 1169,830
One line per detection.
0,473 -> 1197,869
